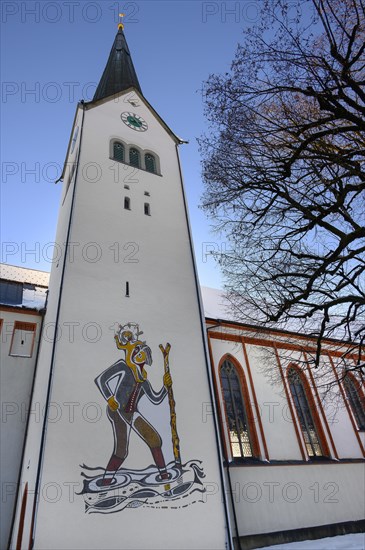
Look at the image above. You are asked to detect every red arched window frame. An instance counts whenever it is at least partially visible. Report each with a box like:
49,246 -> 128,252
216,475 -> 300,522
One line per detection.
286,364 -> 330,459
218,355 -> 260,460
343,372 -> 365,431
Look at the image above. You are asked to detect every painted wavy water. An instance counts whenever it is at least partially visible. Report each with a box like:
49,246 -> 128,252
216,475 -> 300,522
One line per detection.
78,460 -> 206,513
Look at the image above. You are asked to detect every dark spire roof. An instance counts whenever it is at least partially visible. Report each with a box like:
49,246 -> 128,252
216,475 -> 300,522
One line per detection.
93,28 -> 142,102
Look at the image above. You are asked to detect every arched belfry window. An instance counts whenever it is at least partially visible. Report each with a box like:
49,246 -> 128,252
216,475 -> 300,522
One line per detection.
129,148 -> 140,168
343,374 -> 365,430
287,367 -> 325,458
109,140 -> 160,174
220,358 -> 257,459
145,153 -> 156,173
113,142 -> 125,163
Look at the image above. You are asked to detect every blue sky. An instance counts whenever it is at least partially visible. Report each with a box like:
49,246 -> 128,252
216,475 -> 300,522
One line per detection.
1,0 -> 260,288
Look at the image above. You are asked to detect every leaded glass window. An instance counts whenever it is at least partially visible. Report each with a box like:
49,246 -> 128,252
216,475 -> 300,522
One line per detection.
113,142 -> 125,163
129,148 -> 140,168
145,153 -> 156,173
344,375 -> 365,430
220,359 -> 253,459
288,368 -> 323,457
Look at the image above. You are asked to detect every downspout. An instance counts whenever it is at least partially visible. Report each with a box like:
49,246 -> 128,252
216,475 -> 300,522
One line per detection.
207,321 -> 242,550
28,100 -> 86,549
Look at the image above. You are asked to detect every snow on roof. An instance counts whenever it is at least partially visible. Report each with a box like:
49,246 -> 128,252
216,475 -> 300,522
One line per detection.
0,263 -> 50,287
260,533 -> 365,550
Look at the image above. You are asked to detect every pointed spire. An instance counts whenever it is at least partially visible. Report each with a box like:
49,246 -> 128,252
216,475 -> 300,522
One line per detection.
93,27 -> 142,102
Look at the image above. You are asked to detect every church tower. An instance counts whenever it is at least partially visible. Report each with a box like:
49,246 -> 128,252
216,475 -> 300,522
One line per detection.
10,24 -> 232,550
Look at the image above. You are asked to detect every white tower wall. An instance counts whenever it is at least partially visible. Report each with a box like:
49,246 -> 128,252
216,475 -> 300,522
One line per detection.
11,91 -> 230,550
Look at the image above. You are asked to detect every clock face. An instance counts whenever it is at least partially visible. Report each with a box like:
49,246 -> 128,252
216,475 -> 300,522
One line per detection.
121,112 -> 148,132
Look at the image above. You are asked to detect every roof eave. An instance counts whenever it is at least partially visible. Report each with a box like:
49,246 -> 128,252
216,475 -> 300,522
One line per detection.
204,316 -> 357,348
85,87 -> 187,145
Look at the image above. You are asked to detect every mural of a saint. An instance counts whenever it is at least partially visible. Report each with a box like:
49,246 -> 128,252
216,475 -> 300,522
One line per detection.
80,322 -> 205,513
95,323 -> 172,486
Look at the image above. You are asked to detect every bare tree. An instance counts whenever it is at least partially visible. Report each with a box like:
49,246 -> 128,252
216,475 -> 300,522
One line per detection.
200,0 -> 365,373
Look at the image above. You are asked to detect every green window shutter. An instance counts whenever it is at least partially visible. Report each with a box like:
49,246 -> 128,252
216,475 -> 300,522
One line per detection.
113,142 -> 125,162
145,153 -> 156,173
129,148 -> 140,168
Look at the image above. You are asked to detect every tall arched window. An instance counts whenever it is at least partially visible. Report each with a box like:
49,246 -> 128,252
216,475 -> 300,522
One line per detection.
343,374 -> 365,430
288,367 -> 325,458
113,142 -> 125,163
129,148 -> 140,168
145,153 -> 156,173
220,358 -> 257,459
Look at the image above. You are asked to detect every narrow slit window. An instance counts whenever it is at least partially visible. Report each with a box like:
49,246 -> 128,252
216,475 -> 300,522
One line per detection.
129,148 -> 140,168
70,126 -> 79,153
344,374 -> 365,430
124,197 -> 131,210
125,282 -> 130,297
69,161 -> 76,184
9,321 -> 36,358
62,151 -> 78,204
144,203 -> 151,216
145,153 -> 156,173
113,142 -> 125,163
288,368 -> 324,458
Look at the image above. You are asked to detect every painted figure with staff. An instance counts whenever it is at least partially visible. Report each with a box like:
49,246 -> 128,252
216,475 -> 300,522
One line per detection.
95,323 -> 181,487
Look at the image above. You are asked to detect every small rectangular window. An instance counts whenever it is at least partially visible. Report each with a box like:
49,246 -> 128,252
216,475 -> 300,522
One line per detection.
124,197 -> 131,210
144,203 -> 151,216
144,191 -> 150,196
9,321 -> 36,358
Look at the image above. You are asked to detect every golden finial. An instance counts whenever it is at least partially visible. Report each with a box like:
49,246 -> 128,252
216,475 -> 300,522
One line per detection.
118,13 -> 125,30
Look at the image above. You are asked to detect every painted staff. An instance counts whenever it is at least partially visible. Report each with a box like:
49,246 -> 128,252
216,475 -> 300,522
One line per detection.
159,343 -> 181,466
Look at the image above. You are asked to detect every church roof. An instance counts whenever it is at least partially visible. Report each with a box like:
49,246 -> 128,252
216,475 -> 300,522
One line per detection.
93,27 -> 142,102
0,263 -> 49,311
0,263 -> 50,287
